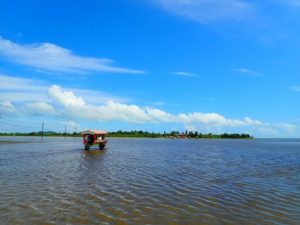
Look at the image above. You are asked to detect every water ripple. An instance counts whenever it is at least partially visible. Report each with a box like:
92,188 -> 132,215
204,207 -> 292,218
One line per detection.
0,138 -> 300,224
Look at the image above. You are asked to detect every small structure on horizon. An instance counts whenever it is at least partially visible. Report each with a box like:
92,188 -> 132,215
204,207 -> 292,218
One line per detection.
178,133 -> 186,139
82,130 -> 108,150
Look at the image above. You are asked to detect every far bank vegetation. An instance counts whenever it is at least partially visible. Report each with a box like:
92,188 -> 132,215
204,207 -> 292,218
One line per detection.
0,130 -> 253,139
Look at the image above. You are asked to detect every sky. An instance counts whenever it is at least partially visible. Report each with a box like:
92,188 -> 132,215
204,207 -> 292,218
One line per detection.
0,0 -> 300,137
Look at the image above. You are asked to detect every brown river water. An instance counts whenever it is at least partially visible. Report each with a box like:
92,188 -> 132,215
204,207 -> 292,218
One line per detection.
0,137 -> 300,225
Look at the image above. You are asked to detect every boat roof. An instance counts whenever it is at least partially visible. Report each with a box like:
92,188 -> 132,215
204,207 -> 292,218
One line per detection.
82,130 -> 108,135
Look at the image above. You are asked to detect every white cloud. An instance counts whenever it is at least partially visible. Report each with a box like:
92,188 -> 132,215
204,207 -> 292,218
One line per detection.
0,101 -> 19,116
0,36 -> 144,74
0,73 -> 45,91
152,0 -> 255,23
45,85 -> 295,136
0,74 -> 48,102
177,113 -> 262,127
255,122 -> 297,137
65,121 -> 80,127
48,85 -> 86,108
48,85 -> 152,123
184,124 -> 197,132
233,68 -> 261,76
25,101 -> 56,115
50,84 -> 251,125
0,74 -> 296,136
244,117 -> 262,125
275,123 -> 296,134
0,74 -> 128,105
146,108 -> 175,122
68,88 -> 130,105
172,71 -> 198,77
60,121 -> 81,129
0,92 -> 44,103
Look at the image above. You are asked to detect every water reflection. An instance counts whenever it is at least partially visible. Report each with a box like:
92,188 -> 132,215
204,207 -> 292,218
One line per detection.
83,148 -> 106,156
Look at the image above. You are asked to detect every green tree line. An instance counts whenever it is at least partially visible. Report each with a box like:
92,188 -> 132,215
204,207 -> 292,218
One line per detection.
0,130 -> 253,139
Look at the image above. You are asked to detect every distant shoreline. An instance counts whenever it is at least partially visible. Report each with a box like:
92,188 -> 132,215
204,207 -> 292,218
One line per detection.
0,131 -> 253,139
0,137 -> 253,145
0,141 -> 33,145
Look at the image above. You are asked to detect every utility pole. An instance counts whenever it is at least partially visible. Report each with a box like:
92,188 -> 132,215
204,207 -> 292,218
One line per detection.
41,122 -> 44,143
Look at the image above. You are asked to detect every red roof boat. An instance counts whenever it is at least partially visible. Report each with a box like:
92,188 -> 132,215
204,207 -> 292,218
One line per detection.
82,130 -> 108,150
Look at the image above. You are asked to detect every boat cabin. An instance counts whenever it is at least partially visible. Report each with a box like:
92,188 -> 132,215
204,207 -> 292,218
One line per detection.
82,130 -> 108,150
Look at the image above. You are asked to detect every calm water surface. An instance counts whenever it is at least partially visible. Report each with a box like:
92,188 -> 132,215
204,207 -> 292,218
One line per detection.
0,137 -> 300,225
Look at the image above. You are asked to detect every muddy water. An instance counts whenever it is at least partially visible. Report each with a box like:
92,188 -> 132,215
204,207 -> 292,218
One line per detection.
0,137 -> 300,225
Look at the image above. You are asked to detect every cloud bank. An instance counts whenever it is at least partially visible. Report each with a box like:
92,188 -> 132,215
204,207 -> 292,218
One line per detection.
0,37 -> 144,74
44,85 -> 295,135
0,75 -> 296,136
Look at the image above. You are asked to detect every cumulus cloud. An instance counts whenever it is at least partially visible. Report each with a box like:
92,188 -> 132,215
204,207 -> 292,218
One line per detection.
152,0 -> 255,23
46,84 -> 292,135
48,85 -> 86,108
0,74 -> 296,136
48,85 -> 152,123
44,84 -> 297,136
0,37 -> 144,74
146,108 -> 175,123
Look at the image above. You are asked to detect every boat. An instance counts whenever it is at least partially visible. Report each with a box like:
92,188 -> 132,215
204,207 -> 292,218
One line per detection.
82,130 -> 108,150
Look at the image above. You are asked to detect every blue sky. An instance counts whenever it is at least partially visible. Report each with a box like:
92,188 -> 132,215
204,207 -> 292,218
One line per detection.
0,0 -> 300,137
